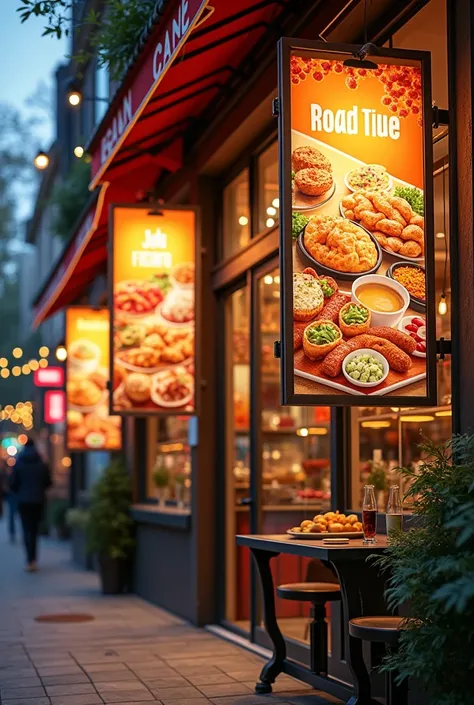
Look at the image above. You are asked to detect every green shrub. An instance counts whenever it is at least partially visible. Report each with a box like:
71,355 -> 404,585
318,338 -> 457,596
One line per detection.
375,435 -> 474,705
66,508 -> 90,531
87,458 -> 134,560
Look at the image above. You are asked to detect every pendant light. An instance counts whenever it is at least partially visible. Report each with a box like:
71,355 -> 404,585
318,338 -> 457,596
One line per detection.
438,160 -> 448,316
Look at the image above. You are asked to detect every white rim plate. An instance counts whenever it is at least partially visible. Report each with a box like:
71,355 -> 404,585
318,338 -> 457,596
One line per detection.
398,315 -> 426,358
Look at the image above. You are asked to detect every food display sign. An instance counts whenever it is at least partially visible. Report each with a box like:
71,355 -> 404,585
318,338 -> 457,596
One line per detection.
277,39 -> 436,406
110,205 -> 197,415
65,307 -> 122,451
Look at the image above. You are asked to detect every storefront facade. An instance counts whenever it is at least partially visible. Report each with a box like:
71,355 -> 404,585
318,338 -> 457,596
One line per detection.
32,0 -> 474,691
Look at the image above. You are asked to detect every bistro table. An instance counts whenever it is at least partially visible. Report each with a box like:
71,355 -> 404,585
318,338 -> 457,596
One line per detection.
236,534 -> 389,705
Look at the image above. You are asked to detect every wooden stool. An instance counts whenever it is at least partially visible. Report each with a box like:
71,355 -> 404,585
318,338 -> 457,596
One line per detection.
277,582 -> 341,675
349,616 -> 408,705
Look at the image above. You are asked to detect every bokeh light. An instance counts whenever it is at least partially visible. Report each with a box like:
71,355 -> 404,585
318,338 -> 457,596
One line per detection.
12,348 -> 23,359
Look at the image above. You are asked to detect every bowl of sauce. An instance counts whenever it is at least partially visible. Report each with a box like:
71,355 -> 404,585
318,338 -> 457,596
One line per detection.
352,274 -> 409,328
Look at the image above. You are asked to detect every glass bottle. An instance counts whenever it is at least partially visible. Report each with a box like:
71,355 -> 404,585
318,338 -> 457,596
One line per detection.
386,485 -> 403,535
362,485 -> 377,543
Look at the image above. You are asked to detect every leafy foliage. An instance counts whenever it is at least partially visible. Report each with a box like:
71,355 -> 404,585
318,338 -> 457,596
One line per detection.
87,458 -> 134,559
367,459 -> 389,491
152,464 -> 170,489
17,0 -> 156,80
66,507 -> 90,530
50,159 -> 91,241
374,435 -> 474,705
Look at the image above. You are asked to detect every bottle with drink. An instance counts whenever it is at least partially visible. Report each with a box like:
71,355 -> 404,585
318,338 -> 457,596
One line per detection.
362,484 -> 377,544
386,485 -> 403,536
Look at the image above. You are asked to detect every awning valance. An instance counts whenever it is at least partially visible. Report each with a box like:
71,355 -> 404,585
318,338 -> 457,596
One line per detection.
87,0 -> 289,188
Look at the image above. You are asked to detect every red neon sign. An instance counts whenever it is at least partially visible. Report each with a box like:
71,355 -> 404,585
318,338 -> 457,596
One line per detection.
44,391 -> 66,424
34,367 -> 64,387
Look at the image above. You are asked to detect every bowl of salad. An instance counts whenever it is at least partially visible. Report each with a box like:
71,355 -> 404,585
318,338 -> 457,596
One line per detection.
342,349 -> 389,388
344,164 -> 392,193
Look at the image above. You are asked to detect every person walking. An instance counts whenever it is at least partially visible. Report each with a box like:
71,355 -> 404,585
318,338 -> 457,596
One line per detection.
10,439 -> 52,572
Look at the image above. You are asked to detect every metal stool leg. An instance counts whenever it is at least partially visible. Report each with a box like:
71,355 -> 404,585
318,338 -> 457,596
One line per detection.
309,603 -> 328,675
385,669 -> 408,705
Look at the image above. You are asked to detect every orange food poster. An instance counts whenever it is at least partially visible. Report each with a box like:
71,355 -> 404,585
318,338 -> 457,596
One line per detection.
66,307 -> 122,451
111,206 -> 196,415
278,41 -> 436,406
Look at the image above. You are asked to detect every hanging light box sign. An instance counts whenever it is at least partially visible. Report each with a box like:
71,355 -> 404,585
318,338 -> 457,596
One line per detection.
109,205 -> 198,416
65,307 -> 122,451
34,367 -> 64,387
277,38 -> 436,407
44,391 -> 66,424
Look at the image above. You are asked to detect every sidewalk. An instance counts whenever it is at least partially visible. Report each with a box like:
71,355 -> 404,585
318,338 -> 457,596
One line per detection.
0,521 -> 341,705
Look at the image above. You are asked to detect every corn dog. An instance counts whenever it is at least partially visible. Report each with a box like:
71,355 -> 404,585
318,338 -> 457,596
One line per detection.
321,334 -> 412,377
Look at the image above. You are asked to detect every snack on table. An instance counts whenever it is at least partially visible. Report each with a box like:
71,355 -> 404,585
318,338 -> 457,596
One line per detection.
292,146 -> 333,173
341,190 -> 424,258
304,215 -> 378,273
303,320 -> 342,360
339,302 -> 371,337
294,168 -> 333,196
293,511 -> 363,534
321,334 -> 412,377
293,272 -> 324,321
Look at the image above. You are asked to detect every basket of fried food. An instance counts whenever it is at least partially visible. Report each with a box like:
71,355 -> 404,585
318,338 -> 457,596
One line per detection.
287,511 -> 363,539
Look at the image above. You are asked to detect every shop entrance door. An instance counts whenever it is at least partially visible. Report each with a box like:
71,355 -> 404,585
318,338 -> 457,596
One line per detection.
221,259 -> 335,669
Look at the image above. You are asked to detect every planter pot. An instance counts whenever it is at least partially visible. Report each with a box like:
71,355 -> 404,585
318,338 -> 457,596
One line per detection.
175,484 -> 185,509
72,527 -> 93,570
56,525 -> 71,541
98,555 -> 128,595
155,486 -> 169,507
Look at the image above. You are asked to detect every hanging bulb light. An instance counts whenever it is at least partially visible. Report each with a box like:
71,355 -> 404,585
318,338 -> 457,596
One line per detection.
438,294 -> 447,316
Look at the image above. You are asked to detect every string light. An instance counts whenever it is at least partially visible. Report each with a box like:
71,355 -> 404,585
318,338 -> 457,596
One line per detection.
56,345 -> 67,362
39,346 -> 49,358
0,358 -> 7,367
11,367 -> 21,377
1,369 -> 9,379
21,364 -> 31,375
12,348 -> 22,359
39,359 -> 49,368
29,360 -> 39,371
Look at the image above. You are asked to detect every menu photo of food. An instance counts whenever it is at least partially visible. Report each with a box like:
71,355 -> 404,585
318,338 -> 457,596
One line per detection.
283,48 -> 433,400
66,308 -> 122,451
111,206 -> 196,415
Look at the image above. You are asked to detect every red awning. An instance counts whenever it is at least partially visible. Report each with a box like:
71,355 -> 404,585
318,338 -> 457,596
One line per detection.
88,0 -> 289,187
35,0 -> 289,326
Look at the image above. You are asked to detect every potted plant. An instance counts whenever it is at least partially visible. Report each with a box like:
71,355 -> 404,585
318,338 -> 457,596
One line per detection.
66,507 -> 92,569
375,435 -> 474,705
152,463 -> 170,506
174,472 -> 186,509
87,458 -> 134,595
52,499 -> 70,540
367,459 -> 389,510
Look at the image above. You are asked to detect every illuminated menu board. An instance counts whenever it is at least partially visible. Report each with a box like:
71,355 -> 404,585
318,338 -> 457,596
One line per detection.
66,307 -> 122,450
110,205 -> 197,415
277,39 -> 436,406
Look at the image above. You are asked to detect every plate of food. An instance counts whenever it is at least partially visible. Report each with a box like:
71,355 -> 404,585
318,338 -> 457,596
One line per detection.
115,346 -> 163,374
342,349 -> 389,388
287,511 -> 363,539
398,314 -> 426,357
68,339 -> 101,374
340,189 -> 425,261
386,262 -> 426,312
291,145 -> 336,210
150,366 -> 194,408
297,214 -> 382,281
344,164 -> 392,193
67,369 -> 108,412
158,290 -> 195,327
114,280 -> 165,320
170,262 -> 195,290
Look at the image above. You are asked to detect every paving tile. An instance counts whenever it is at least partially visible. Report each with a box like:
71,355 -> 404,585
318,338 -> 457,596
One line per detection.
243,680 -> 312,694
161,700 -> 211,705
42,674 -> 92,686
95,680 -> 148,692
89,670 -> 139,683
168,665 -> 223,677
140,676 -> 188,688
84,663 -> 129,673
2,685 -> 46,699
0,669 -> 37,679
208,696 -> 286,705
46,684 -> 96,697
0,677 -> 42,688
280,694 -> 343,705
197,683 -> 253,698
39,667 -> 86,677
186,674 -> 237,687
100,694 -> 155,703
150,686 -> 203,700
50,696 -> 103,705
2,698 -> 51,705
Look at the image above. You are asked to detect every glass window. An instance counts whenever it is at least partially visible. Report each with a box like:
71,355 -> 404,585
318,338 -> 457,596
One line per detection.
147,417 -> 191,508
225,285 -> 250,627
223,169 -> 250,258
257,142 -> 279,233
